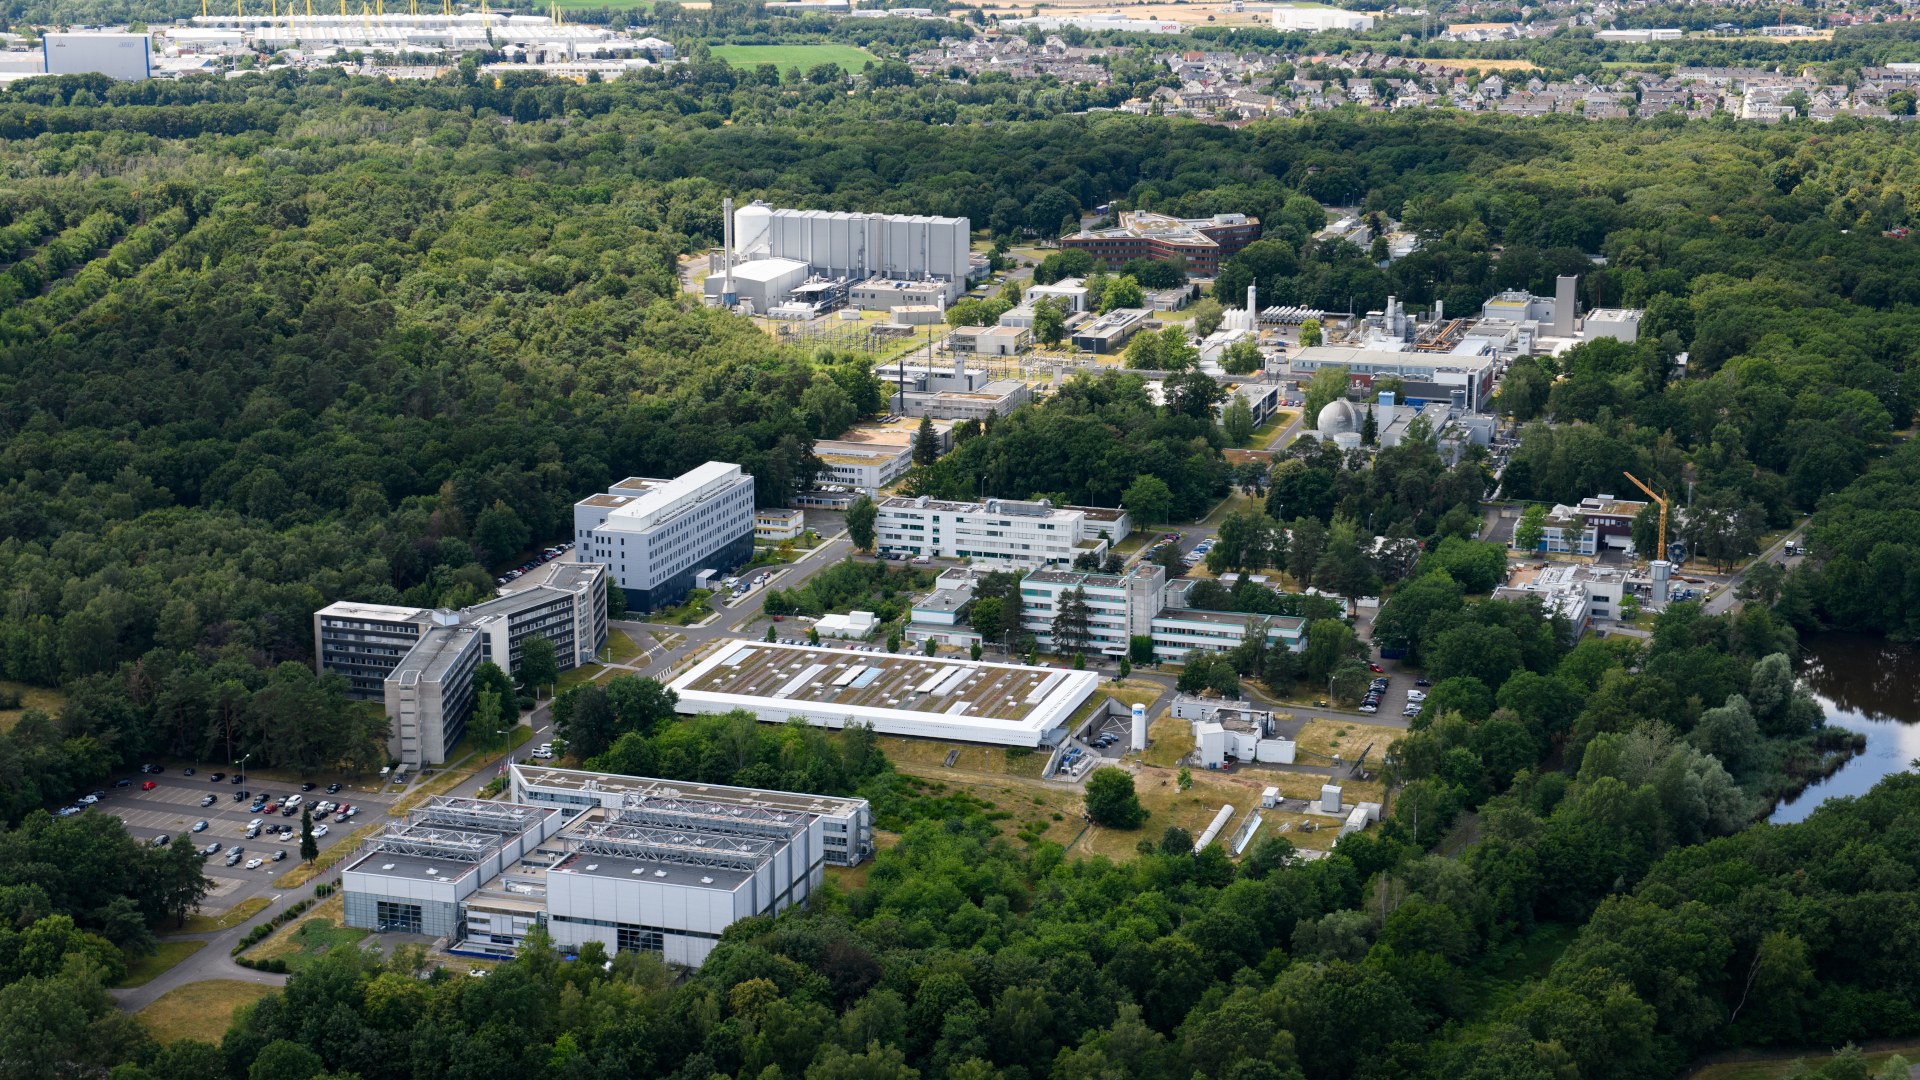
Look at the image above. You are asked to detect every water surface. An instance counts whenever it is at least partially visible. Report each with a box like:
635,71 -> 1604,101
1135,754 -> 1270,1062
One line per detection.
1768,633 -> 1920,824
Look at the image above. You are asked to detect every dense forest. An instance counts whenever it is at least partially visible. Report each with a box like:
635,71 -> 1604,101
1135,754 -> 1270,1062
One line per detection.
1,59 -> 1919,1078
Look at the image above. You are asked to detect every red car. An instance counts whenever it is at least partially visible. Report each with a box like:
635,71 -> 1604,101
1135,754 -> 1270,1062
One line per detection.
141,780 -> 157,791
1368,664 -> 1384,673
261,801 -> 278,814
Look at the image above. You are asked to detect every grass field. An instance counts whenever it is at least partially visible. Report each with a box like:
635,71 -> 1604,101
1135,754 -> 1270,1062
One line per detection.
0,679 -> 65,731
139,980 -> 275,1044
243,895 -> 373,974
1685,1043 -> 1920,1080
710,44 -> 876,73
116,940 -> 207,988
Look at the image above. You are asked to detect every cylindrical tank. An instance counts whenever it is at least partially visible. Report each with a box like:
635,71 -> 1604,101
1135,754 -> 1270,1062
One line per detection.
733,202 -> 772,257
1650,559 -> 1671,602
1131,703 -> 1147,749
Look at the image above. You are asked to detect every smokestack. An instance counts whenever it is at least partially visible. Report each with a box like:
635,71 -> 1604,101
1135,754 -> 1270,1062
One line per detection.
721,197 -> 736,307
1553,274 -> 1577,337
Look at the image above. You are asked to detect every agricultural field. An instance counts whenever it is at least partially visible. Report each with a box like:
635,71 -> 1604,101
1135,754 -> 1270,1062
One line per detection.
709,44 -> 877,72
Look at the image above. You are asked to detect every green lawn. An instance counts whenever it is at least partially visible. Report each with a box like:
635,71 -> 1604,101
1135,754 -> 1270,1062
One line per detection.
710,44 -> 876,73
116,940 -> 207,988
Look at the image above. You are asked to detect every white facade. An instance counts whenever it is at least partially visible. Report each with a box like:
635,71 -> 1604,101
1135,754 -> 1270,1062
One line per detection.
755,508 -> 806,541
874,495 -> 1129,568
1271,5 -> 1375,31
574,463 -> 757,607
734,203 -> 971,302
43,33 -> 150,79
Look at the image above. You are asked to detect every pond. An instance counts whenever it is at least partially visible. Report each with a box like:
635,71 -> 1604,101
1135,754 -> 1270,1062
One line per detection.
1768,632 -> 1920,824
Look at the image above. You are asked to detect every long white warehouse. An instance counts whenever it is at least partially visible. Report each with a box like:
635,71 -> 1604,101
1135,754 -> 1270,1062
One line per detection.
667,640 -> 1099,746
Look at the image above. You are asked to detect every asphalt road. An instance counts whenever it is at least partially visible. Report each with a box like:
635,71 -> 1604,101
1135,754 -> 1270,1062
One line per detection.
1703,520 -> 1810,616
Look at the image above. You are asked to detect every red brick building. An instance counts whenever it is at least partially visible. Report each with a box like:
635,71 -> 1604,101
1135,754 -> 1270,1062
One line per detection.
1061,211 -> 1262,277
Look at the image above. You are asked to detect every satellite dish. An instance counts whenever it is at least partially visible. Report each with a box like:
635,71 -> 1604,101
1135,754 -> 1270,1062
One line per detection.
1666,541 -> 1689,564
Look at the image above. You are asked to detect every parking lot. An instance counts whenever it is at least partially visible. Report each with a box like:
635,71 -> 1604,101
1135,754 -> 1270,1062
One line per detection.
95,769 -> 398,910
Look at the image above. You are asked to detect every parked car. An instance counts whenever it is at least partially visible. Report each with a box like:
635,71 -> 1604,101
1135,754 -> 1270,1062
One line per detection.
201,794 -> 218,807
1358,703 -> 1378,714
225,850 -> 243,866
325,783 -> 341,794
113,778 -> 133,788
233,790 -> 249,801
139,764 -> 162,774
1414,677 -> 1431,687
230,774 -> 245,784
141,780 -> 157,791
245,858 -> 264,870
301,782 -> 316,792
56,806 -> 82,817
76,794 -> 98,807
1367,663 -> 1385,673
271,850 -> 287,862
153,834 -> 170,846
191,820 -> 209,833
314,823 -> 330,837
183,767 -> 195,776
208,772 -> 224,782
203,842 -> 221,856
261,802 -> 278,815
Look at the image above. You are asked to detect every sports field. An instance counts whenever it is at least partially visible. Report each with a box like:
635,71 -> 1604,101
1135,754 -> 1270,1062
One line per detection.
710,44 -> 877,72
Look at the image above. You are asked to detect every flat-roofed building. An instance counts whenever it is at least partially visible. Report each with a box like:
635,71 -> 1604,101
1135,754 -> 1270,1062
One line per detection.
755,508 -> 806,542
667,640 -> 1099,747
510,763 -> 873,868
574,462 -> 757,611
1018,564 -> 1166,655
315,561 -> 608,767
312,601 -> 430,700
1061,212 -> 1261,277
875,495 -> 1129,568
385,618 -> 484,767
812,418 -> 952,495
343,776 -> 870,969
342,796 -> 564,942
1073,307 -> 1152,354
1287,345 -> 1497,412
463,562 -> 608,674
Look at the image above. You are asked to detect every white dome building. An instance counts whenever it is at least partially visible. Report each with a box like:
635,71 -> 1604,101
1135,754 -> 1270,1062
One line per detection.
1316,397 -> 1362,435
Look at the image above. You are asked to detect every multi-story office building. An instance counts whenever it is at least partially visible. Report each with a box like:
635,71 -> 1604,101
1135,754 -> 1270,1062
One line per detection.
574,462 -> 757,611
1013,565 -> 1307,662
1017,565 -> 1165,654
1061,212 -> 1262,276
463,563 -> 608,674
874,495 -> 1129,568
311,601 -> 430,700
811,418 -> 951,496
313,562 -> 608,767
385,620 -> 484,769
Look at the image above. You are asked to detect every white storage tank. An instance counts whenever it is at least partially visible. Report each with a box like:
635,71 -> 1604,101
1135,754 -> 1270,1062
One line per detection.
1131,702 -> 1147,749
733,202 -> 773,257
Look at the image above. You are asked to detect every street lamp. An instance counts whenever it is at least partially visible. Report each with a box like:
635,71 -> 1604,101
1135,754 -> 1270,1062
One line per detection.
234,753 -> 251,781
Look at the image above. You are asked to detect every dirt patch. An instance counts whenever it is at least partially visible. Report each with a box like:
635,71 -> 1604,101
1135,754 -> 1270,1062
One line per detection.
1293,718 -> 1402,767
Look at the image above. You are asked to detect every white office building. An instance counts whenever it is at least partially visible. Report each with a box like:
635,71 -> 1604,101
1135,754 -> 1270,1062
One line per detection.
874,495 -> 1129,568
1014,566 -> 1309,662
313,562 -> 609,767
574,462 -> 758,611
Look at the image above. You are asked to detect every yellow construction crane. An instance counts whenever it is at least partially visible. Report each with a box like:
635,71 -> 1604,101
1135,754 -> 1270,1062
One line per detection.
1623,471 -> 1669,563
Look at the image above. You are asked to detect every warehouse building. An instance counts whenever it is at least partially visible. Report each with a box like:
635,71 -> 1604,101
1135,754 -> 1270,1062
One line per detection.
313,561 -> 608,766
875,495 -> 1129,568
1061,212 -> 1261,277
574,462 -> 757,611
667,640 -> 1099,747
43,32 -> 150,79
885,358 -> 1033,420
342,776 -> 871,967
1271,4 -> 1377,31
